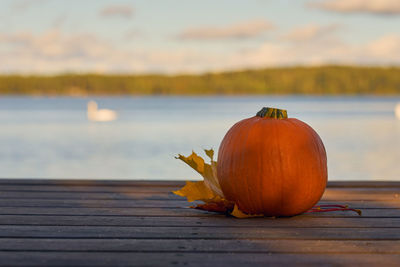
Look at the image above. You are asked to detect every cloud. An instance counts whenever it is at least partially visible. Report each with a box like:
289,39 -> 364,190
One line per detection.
124,29 -> 145,41
0,30 -> 117,73
1,28 -> 400,74
232,32 -> 400,68
308,0 -> 400,15
365,34 -> 400,61
99,5 -> 134,18
11,0 -> 48,11
0,30 -> 227,73
177,20 -> 274,40
0,30 -> 110,58
282,24 -> 340,42
52,15 -> 68,29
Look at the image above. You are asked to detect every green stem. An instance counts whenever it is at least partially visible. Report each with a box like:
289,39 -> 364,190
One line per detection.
256,107 -> 288,119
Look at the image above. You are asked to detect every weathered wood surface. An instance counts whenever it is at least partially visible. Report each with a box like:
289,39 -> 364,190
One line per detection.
0,179 -> 399,266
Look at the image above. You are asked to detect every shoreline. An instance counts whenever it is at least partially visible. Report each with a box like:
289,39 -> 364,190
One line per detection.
1,66 -> 400,95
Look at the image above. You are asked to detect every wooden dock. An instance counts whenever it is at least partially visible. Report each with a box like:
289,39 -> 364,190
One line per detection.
0,179 -> 400,266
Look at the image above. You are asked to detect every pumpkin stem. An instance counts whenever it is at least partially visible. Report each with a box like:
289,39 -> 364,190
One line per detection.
256,107 -> 288,119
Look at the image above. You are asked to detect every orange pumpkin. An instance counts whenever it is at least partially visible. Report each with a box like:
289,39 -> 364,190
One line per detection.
217,107 -> 327,216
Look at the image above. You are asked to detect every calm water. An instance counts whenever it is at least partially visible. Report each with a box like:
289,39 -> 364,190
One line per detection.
0,96 -> 399,181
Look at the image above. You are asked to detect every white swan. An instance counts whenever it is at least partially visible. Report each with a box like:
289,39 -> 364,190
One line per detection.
87,100 -> 117,122
396,103 -> 400,120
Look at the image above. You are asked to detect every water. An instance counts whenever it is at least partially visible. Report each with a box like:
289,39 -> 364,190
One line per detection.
0,96 -> 399,181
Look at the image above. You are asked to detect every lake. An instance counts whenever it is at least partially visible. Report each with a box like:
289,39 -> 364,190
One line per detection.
0,96 -> 399,181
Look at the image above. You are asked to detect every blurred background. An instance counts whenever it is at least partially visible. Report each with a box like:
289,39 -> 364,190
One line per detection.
0,0 -> 399,180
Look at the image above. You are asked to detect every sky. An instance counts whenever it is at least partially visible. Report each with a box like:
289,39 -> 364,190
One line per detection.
1,0 -> 400,74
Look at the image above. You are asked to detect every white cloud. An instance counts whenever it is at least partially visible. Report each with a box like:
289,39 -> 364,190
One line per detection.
177,20 -> 274,40
124,29 -> 145,41
365,34 -> 400,62
230,32 -> 400,68
11,0 -> 48,12
52,15 -> 68,29
0,30 -> 228,73
1,28 -> 400,74
282,24 -> 339,42
0,30 -> 120,73
233,41 -> 353,67
99,5 -> 134,18
0,30 -> 111,58
309,0 -> 400,15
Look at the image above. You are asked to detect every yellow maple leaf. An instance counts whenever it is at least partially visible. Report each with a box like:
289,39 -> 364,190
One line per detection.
173,149 -> 255,218
231,204 -> 264,218
172,181 -> 215,202
174,150 -> 223,198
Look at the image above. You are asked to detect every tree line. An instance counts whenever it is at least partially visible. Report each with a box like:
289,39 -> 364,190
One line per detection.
0,66 -> 399,95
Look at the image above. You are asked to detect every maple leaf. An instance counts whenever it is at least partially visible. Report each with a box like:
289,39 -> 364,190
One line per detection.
231,204 -> 263,218
173,149 -> 260,218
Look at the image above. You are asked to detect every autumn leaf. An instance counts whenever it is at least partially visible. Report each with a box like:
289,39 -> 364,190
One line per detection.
231,204 -> 263,218
173,149 -> 258,218
173,181 -> 215,202
194,196 -> 234,213
174,150 -> 223,198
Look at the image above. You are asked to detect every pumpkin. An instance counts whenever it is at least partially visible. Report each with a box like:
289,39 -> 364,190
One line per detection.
217,107 -> 327,216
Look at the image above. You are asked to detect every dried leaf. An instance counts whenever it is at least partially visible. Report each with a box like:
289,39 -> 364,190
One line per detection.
204,148 -> 214,161
231,204 -> 263,218
175,152 -> 205,175
172,181 -> 215,202
175,150 -> 223,197
204,160 -> 222,197
194,196 -> 234,213
173,149 -> 255,218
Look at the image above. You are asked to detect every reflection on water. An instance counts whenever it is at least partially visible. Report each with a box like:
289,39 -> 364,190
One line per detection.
0,96 -> 399,180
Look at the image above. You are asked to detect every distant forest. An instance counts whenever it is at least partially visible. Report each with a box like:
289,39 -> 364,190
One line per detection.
0,66 -> 399,95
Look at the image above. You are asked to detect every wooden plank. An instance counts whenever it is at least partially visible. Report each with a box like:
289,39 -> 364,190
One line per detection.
0,192 -> 398,202
0,198 -> 398,208
0,199 -> 189,207
0,207 -> 397,217
0,215 -> 398,228
0,185 -> 180,192
0,184 -> 399,193
0,193 -> 179,200
327,181 -> 400,188
0,225 -> 400,239
0,206 -> 205,216
0,179 -> 186,187
1,187 -> 399,202
0,179 -> 399,188
0,239 -> 400,254
322,188 -> 400,201
0,191 -> 398,202
0,252 -> 399,267
0,193 -> 181,201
